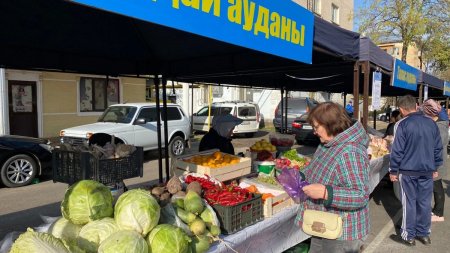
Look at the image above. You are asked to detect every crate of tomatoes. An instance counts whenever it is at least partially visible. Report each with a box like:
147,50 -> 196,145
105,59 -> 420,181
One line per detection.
204,184 -> 263,234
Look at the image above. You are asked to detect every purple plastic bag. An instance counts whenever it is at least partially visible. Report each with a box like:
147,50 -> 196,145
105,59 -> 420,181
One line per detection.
276,168 -> 309,203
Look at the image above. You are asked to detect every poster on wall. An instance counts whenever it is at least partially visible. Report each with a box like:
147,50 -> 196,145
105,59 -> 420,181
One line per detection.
12,85 -> 32,112
80,79 -> 93,111
107,79 -> 119,106
371,71 -> 382,110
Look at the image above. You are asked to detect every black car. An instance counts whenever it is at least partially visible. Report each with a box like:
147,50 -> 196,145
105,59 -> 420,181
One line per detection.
0,135 -> 53,187
291,114 -> 320,145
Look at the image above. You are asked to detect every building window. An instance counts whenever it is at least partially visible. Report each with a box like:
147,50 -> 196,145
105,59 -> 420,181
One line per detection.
332,4 -> 339,24
79,77 -> 120,112
307,0 -> 321,15
313,0 -> 321,15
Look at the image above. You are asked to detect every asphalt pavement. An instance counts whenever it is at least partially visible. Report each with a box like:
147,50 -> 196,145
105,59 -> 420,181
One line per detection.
1,125 -> 449,252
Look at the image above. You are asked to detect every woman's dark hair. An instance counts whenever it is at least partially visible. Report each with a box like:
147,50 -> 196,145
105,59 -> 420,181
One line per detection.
391,110 -> 401,122
307,102 -> 352,137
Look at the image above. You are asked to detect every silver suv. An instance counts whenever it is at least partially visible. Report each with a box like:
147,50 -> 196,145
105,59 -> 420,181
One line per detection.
60,103 -> 191,156
273,97 -> 318,132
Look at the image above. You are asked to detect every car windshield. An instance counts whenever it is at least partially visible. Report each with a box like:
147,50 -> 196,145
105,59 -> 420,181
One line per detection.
98,106 -> 137,123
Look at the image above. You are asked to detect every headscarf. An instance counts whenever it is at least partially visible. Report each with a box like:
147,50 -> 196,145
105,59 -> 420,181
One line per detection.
212,114 -> 243,138
422,99 -> 441,117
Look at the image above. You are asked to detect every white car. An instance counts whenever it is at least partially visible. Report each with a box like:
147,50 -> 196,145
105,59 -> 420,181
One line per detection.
60,103 -> 191,156
192,101 -> 260,137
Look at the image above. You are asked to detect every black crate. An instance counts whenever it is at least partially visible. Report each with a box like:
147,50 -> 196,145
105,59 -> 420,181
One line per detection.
212,194 -> 263,234
52,147 -> 143,185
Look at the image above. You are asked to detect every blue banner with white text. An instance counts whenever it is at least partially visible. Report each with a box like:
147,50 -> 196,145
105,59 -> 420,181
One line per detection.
71,0 -> 314,64
391,59 -> 419,91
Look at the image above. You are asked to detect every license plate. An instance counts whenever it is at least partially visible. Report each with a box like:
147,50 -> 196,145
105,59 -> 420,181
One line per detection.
303,125 -> 312,129
241,121 -> 250,125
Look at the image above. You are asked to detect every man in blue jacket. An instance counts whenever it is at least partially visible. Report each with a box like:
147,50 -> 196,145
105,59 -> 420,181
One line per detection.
389,95 -> 443,246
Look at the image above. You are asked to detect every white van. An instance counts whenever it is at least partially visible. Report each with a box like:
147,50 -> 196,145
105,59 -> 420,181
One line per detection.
192,101 -> 260,137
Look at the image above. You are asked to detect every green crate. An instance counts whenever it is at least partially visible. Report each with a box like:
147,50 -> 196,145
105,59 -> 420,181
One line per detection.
283,242 -> 309,253
212,194 -> 263,234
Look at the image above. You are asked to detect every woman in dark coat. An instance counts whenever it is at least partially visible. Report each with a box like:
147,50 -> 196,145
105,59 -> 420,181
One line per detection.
199,114 -> 243,155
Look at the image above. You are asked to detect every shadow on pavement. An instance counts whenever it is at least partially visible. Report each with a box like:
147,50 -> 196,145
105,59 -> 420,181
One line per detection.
370,180 -> 403,234
0,202 -> 61,240
443,179 -> 450,197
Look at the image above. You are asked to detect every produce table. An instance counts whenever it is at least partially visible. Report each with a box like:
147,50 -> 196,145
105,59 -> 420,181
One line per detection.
368,154 -> 390,193
208,154 -> 390,253
208,204 -> 307,253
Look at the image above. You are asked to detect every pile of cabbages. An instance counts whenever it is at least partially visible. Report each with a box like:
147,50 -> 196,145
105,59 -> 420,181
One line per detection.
8,180 -> 210,253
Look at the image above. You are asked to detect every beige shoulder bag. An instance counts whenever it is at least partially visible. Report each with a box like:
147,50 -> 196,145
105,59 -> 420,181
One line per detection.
302,209 -> 343,239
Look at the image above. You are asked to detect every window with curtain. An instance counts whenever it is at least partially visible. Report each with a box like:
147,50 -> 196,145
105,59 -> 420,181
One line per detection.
79,77 -> 120,112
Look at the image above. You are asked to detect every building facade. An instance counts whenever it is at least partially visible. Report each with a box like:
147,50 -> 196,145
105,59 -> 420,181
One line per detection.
0,70 -> 146,138
378,41 -> 424,70
293,0 -> 354,31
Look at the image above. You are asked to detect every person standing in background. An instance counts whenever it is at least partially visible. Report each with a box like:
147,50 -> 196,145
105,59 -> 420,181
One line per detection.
345,100 -> 354,118
422,99 -> 447,222
439,102 -> 449,121
389,95 -> 443,246
385,105 -> 392,122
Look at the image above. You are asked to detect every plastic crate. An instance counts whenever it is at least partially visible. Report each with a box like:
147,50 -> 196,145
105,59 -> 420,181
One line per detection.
52,147 -> 144,185
211,194 -> 263,234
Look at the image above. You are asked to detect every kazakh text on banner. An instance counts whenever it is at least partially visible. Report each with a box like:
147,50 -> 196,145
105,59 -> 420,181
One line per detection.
71,0 -> 314,64
391,59 -> 419,91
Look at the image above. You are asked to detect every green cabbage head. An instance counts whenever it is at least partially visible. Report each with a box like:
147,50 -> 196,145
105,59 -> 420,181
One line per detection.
98,230 -> 148,253
146,224 -> 191,253
114,189 -> 160,236
61,180 -> 114,225
77,217 -> 120,253
9,228 -> 70,253
47,217 -> 82,243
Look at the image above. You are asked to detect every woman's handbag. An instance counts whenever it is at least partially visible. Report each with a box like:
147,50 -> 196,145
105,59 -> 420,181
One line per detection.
302,209 -> 343,239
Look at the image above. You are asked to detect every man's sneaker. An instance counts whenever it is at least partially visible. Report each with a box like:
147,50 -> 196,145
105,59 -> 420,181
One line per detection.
416,236 -> 431,245
431,214 -> 445,222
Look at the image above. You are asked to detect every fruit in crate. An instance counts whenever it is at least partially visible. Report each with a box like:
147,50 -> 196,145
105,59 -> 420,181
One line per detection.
256,150 -> 274,161
250,139 -> 276,152
275,158 -> 291,169
183,151 -> 240,168
269,136 -> 294,147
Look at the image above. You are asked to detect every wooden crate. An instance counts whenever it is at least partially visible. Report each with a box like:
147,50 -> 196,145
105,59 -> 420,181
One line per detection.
263,192 -> 294,217
174,150 -> 251,182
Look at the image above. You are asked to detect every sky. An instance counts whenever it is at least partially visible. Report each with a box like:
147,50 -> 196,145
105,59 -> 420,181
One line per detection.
353,0 -> 367,32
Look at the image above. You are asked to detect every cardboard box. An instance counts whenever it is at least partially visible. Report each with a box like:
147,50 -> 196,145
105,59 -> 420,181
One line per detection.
174,149 -> 251,182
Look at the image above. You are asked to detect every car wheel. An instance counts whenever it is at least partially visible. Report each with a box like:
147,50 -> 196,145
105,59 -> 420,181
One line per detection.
1,154 -> 37,187
169,136 -> 185,157
380,115 -> 387,122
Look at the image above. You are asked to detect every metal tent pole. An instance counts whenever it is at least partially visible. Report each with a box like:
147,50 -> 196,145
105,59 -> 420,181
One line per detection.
353,62 -> 360,121
162,77 -> 170,182
154,76 -> 163,183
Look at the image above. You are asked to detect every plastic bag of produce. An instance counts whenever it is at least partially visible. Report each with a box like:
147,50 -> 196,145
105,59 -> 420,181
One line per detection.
276,168 -> 309,203
160,199 -> 193,236
0,231 -> 21,253
161,196 -> 220,237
